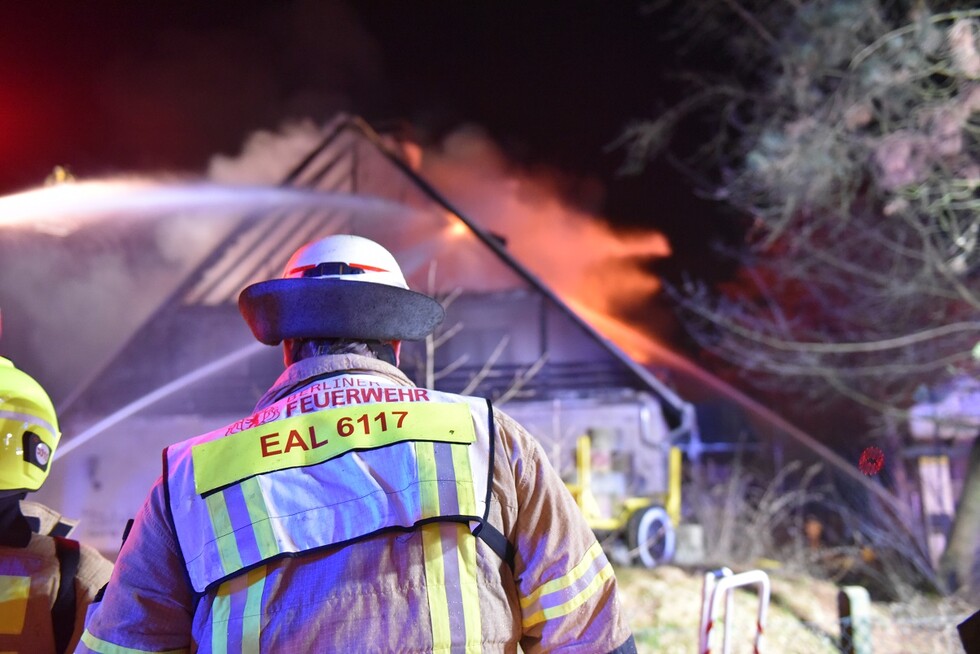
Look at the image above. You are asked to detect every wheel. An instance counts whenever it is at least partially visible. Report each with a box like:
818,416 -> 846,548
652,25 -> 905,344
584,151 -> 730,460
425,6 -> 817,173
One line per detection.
626,505 -> 675,568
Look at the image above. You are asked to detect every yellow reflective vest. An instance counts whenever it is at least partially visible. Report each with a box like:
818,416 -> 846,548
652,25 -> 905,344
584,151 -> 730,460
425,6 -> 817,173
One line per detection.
165,377 -> 495,594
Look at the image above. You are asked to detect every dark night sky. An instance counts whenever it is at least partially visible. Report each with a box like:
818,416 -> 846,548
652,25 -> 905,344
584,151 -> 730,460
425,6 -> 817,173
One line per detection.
0,1 -> 740,285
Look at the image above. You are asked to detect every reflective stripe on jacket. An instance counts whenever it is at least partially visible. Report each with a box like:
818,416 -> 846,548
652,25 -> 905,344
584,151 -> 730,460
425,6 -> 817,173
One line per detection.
0,533 -> 112,654
0,559 -> 37,642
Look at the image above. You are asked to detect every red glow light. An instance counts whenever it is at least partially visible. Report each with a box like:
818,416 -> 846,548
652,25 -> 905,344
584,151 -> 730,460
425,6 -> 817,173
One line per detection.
858,446 -> 885,476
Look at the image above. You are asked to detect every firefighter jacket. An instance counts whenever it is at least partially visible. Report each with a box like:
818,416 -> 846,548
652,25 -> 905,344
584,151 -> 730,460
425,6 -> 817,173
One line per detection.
1,507 -> 113,654
78,354 -> 636,654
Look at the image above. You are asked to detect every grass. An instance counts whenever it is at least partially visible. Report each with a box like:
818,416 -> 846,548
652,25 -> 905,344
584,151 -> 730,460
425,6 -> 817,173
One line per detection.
614,564 -> 972,654
607,459 -> 975,652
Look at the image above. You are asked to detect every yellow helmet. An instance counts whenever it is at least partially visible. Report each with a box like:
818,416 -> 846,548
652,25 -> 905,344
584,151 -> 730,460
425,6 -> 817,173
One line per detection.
0,357 -> 60,495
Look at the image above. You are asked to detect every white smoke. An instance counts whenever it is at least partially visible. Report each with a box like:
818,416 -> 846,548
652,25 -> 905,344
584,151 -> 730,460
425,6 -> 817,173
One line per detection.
208,119 -> 327,184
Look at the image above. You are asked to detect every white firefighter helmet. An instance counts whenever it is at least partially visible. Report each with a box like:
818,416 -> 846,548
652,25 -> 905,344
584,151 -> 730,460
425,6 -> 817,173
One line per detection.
239,234 -> 445,345
0,357 -> 60,496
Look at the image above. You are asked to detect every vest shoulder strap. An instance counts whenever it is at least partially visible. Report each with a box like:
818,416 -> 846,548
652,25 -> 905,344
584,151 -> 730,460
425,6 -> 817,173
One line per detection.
52,536 -> 79,654
474,521 -> 516,570
474,397 -> 515,569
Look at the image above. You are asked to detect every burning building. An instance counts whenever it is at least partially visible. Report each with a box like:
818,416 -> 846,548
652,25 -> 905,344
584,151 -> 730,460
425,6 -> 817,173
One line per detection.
3,115 -> 911,565
5,116 -> 695,557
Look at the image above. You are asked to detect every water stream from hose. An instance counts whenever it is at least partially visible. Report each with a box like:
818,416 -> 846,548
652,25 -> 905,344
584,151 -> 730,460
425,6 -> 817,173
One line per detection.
0,178 -> 410,233
1,178 -> 418,459
53,342 -> 268,460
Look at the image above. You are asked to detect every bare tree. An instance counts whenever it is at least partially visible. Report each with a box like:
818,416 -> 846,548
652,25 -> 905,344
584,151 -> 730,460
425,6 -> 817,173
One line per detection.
415,261 -> 548,402
622,1 -> 980,592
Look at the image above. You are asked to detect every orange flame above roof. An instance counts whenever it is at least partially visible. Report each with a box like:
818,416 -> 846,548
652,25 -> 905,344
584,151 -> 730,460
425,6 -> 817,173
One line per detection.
420,126 -> 670,321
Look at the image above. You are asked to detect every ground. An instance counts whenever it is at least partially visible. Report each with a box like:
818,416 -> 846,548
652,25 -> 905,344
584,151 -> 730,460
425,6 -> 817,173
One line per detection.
615,565 -> 973,653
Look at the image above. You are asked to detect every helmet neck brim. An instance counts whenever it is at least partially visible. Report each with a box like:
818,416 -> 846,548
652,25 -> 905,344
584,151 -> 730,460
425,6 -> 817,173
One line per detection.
239,278 -> 445,345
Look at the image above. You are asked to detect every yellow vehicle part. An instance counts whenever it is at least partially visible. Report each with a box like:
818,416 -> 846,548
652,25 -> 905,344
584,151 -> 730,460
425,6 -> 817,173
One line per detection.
566,435 -> 683,532
666,445 -> 682,526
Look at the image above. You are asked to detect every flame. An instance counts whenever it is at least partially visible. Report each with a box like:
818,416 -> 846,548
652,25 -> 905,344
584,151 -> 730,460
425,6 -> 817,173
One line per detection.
446,218 -> 469,240
565,297 -> 666,364
569,298 -> 740,399
419,126 -> 670,320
